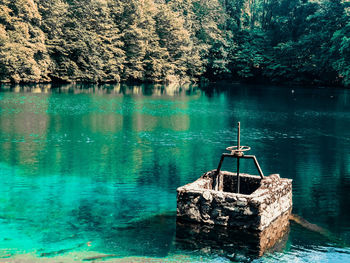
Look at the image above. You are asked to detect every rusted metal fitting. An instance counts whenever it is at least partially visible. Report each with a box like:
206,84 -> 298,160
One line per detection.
226,145 -> 251,156
216,122 -> 265,193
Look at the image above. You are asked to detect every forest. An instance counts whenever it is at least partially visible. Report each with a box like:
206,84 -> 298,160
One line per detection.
0,0 -> 349,87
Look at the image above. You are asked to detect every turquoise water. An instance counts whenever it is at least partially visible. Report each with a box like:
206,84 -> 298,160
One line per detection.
0,83 -> 349,262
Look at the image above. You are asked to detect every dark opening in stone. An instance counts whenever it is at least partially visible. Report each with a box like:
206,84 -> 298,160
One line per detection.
220,174 -> 261,195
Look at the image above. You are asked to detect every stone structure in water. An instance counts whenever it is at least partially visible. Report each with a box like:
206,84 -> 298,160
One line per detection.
176,122 -> 293,232
177,171 -> 292,231
176,209 -> 291,259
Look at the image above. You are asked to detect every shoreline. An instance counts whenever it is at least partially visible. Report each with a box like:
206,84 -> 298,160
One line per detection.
0,80 -> 347,92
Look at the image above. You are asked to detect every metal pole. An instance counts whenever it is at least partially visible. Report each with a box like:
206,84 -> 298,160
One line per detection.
216,154 -> 225,174
237,122 -> 240,193
237,122 -> 240,150
244,155 -> 264,179
237,156 -> 240,193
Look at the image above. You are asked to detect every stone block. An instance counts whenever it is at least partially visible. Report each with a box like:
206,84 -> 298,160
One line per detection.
177,170 -> 292,231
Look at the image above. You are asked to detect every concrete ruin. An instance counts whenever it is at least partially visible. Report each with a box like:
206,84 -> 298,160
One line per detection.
176,122 -> 293,232
177,170 -> 292,231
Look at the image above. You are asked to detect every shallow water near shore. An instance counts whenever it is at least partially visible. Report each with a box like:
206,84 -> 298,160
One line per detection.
0,83 -> 349,262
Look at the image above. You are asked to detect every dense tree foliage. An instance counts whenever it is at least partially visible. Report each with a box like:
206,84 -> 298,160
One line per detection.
0,0 -> 349,86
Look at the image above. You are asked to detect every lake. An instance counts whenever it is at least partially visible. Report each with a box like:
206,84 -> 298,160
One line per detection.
0,83 -> 349,262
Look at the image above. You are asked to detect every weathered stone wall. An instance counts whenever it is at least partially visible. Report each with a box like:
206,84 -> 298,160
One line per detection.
175,209 -> 291,259
176,171 -> 292,231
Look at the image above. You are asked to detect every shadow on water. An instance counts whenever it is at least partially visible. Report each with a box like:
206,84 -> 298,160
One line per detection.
101,210 -> 348,261
95,212 -> 177,258
89,210 -> 291,261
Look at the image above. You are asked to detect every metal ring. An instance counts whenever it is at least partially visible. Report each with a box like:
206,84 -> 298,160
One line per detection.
226,146 -> 251,152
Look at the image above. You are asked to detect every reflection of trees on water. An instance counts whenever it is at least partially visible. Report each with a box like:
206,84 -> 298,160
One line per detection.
0,91 -> 49,176
0,86 -> 199,253
0,83 -> 199,97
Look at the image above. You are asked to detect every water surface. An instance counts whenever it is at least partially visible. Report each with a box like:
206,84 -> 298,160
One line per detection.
0,83 -> 349,262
